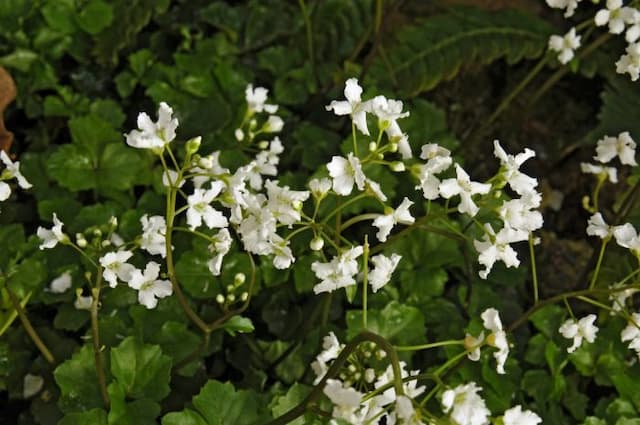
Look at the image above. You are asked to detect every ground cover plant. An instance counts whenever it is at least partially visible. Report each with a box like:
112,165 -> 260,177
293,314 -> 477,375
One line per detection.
1,0 -> 640,424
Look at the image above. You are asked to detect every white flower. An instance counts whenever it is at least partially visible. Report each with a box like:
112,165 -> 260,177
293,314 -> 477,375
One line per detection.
441,382 -> 490,425
191,151 -> 230,189
546,0 -> 581,17
372,197 -> 414,242
327,153 -> 366,196
481,308 -> 509,374
595,0 -> 631,34
374,362 -> 425,406
140,214 -> 168,257
207,228 -> 232,276
493,140 -> 538,196
499,192 -> 543,233
325,78 -> 371,136
586,213 -> 613,239
162,169 -> 184,188
263,115 -> 284,133
245,84 -> 278,114
99,250 -> 135,288
37,213 -> 68,249
580,163 -> 618,183
323,379 -> 364,423
474,224 -> 528,280
559,314 -> 599,353
464,332 -> 485,362
309,177 -> 332,199
609,284 -> 638,312
395,395 -> 422,425
0,181 -> 9,201
613,223 -> 640,255
370,95 -> 412,158
74,290 -> 93,310
127,262 -> 173,309
270,235 -> 295,269
439,164 -> 491,217
365,178 -> 388,202
548,27 -> 581,64
265,180 -> 310,226
311,332 -> 343,383
417,144 -> 453,200
0,150 -> 32,189
503,405 -> 542,425
594,132 -> 637,166
368,253 -> 402,293
186,182 -> 228,230
312,246 -> 363,294
616,43 -> 640,81
125,102 -> 178,150
49,271 -> 72,294
621,313 -> 640,356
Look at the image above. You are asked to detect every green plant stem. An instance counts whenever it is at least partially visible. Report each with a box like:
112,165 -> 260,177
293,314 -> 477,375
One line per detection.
419,351 -> 469,407
395,340 -> 464,352
352,122 -> 358,156
589,238 -> 609,290
297,0 -> 316,84
363,236 -> 369,329
90,272 -> 109,407
485,57 -> 547,127
175,331 -> 211,372
321,193 -> 369,224
6,287 -> 55,364
339,213 -> 379,233
268,331 -> 403,425
529,233 -> 539,304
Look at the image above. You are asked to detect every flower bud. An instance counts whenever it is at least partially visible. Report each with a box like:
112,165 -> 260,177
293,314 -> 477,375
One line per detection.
240,292 -> 249,302
389,142 -> 398,153
310,236 -> 324,251
185,136 -> 201,155
216,294 -> 225,304
369,142 -> 377,152
234,273 -> 246,286
226,284 -> 235,294
390,161 -> 405,172
257,140 -> 269,150
263,115 -> 284,133
234,128 -> 244,142
227,293 -> 236,303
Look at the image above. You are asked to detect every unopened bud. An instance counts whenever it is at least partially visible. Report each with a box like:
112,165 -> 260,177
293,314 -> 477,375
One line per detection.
369,142 -> 377,152
292,200 -> 303,211
185,136 -> 201,155
108,216 -> 118,228
216,294 -> 225,304
234,273 -> 246,286
101,240 -> 111,248
310,236 -> 324,251
234,128 -> 244,142
199,156 -> 214,169
257,140 -> 269,150
389,142 -> 398,152
240,292 -> 249,302
390,161 -> 405,172
227,293 -> 236,303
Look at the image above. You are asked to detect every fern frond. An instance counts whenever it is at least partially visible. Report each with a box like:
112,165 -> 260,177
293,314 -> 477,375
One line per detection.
367,7 -> 553,97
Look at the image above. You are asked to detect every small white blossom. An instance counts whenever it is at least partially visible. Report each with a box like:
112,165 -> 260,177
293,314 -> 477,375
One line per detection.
0,181 -> 9,201
613,222 -> 640,255
594,132 -> 637,166
245,84 -> 278,114
616,42 -> 640,81
49,271 -> 72,294
503,405 -> 542,425
609,284 -> 637,312
265,180 -> 310,226
162,169 -> 184,188
370,95 -> 412,158
270,235 -> 295,269
595,0 -> 631,34
493,140 -> 538,196
548,27 -> 581,64
559,314 -> 599,353
417,144 -> 453,200
311,332 -> 343,383
580,163 -> 618,183
621,312 -> 640,357
263,115 -> 284,133
140,214 -> 168,257
368,253 -> 402,293
312,246 -> 363,294
74,290 -> 93,310
499,192 -> 543,233
325,78 -> 372,136
309,177 -> 332,199
207,228 -> 232,276
441,382 -> 490,425
125,102 -> 178,150
474,224 -> 528,279
481,308 -> 509,374
191,151 -> 230,189
327,153 -> 366,196
37,213 -> 68,250
128,262 -> 173,309
99,250 -> 135,288
546,0 -> 581,17
323,379 -> 364,423
586,213 -> 613,239
186,182 -> 228,230
439,164 -> 491,217
0,150 -> 32,189
372,197 -> 415,242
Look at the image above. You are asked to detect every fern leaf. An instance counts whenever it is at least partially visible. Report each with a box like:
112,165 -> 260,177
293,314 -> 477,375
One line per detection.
367,7 -> 552,97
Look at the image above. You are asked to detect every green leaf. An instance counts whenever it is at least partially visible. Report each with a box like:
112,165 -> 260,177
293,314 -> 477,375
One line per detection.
221,316 -> 254,336
107,382 -> 161,425
270,383 -> 317,425
162,409 -> 208,425
192,380 -> 267,425
58,409 -> 108,425
54,344 -> 106,413
98,143 -> 149,191
47,144 -> 97,191
8,257 -> 46,297
110,336 -> 172,402
41,1 -> 77,34
69,115 -> 120,163
75,0 -> 114,35
529,304 -> 565,339
346,301 -> 426,346
0,49 -> 38,72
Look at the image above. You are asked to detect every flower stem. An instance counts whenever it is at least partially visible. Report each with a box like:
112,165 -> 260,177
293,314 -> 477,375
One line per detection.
395,340 -> 464,352
6,287 -> 55,364
362,236 -> 369,329
529,233 -> 539,304
90,272 -> 109,407
589,238 -> 608,290
297,0 -> 316,84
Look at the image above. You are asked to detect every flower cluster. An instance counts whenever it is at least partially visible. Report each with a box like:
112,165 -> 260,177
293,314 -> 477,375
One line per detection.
546,0 -> 640,80
0,150 -> 32,202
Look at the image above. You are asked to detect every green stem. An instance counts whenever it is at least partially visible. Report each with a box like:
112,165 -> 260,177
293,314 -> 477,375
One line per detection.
362,236 -> 369,329
339,213 -> 380,233
352,122 -> 358,157
395,340 -> 464,352
321,193 -> 369,224
418,351 -> 469,407
589,238 -> 609,290
90,271 -> 109,407
297,0 -> 316,84
529,233 -> 539,304
6,287 -> 55,364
